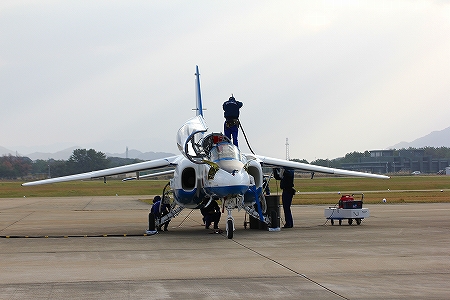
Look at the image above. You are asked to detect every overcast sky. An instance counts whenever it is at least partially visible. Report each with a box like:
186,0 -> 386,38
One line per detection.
2,1 -> 450,162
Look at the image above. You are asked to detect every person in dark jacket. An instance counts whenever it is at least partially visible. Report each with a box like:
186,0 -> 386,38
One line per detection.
151,195 -> 170,231
200,199 -> 221,229
273,167 -> 295,228
223,95 -> 243,147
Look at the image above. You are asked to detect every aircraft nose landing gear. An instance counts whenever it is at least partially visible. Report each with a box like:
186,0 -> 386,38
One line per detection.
224,198 -> 236,239
226,218 -> 234,239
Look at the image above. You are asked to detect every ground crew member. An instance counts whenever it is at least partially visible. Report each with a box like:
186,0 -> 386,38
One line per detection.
200,199 -> 221,229
151,195 -> 170,231
273,167 -> 295,228
223,95 -> 243,147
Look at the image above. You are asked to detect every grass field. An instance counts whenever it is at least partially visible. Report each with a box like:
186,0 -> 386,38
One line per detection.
2,175 -> 450,204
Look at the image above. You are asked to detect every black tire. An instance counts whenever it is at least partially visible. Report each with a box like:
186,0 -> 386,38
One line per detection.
148,213 -> 156,231
331,219 -> 334,225
227,219 -> 233,239
339,219 -> 342,226
348,218 -> 353,225
356,218 -> 361,225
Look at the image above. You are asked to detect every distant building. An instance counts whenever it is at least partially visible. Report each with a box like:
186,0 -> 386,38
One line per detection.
341,149 -> 450,174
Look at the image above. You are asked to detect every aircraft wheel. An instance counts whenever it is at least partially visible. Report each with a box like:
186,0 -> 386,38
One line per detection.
227,219 -> 234,239
330,219 -> 334,225
356,218 -> 361,225
148,212 -> 156,231
348,218 -> 353,225
339,219 -> 342,226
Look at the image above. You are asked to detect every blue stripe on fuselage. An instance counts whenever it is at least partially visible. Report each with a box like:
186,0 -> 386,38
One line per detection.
174,188 -> 205,206
207,185 -> 248,198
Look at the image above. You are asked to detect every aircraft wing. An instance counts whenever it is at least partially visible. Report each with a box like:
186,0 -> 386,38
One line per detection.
251,155 -> 390,179
22,155 -> 183,186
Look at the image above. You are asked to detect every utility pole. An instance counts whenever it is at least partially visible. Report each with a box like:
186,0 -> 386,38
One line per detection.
285,138 -> 290,161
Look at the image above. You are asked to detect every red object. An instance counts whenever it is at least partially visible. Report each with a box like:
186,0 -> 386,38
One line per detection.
339,194 -> 354,208
340,195 -> 354,201
212,134 -> 225,144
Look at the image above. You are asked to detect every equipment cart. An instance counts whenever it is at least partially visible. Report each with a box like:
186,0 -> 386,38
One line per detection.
324,194 -> 369,225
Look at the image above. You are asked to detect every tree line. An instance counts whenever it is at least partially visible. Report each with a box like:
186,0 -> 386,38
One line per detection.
2,146 -> 450,179
0,149 -> 142,179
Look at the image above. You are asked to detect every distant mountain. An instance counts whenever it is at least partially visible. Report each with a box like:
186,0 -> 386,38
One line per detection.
389,126 -> 450,149
105,149 -> 175,160
26,146 -> 80,160
1,145 -> 175,161
0,146 -> 14,156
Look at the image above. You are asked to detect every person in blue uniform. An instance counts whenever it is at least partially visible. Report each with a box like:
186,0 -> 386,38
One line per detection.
201,199 -> 221,229
223,95 -> 243,147
273,167 -> 295,228
151,195 -> 170,231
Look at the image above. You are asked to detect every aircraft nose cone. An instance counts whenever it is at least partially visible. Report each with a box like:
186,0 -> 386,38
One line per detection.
206,169 -> 250,197
216,160 -> 244,173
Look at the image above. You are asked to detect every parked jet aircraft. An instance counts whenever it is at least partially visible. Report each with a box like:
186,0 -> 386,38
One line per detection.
23,66 -> 389,238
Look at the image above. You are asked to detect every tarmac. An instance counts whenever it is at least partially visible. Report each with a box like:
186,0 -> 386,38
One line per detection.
0,195 -> 449,299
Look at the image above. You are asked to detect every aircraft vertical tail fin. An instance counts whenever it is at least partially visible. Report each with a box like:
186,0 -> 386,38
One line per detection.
195,65 -> 203,117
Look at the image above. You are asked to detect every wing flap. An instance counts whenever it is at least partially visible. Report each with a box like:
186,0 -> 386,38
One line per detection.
122,169 -> 175,181
22,155 -> 182,186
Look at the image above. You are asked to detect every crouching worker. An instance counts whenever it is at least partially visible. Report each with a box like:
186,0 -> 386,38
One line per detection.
201,199 -> 221,229
151,195 -> 170,231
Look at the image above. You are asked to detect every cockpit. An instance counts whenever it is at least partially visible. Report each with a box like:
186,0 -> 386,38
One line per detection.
176,115 -> 244,173
209,141 -> 240,163
203,133 -> 244,173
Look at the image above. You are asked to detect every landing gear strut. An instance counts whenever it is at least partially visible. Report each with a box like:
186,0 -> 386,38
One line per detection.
224,198 -> 236,239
